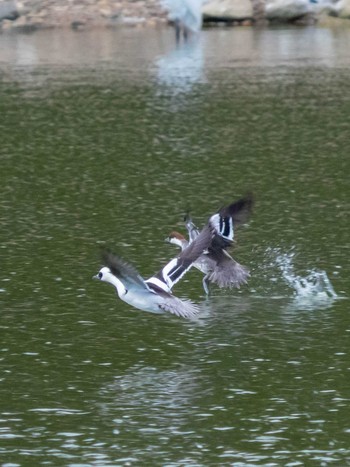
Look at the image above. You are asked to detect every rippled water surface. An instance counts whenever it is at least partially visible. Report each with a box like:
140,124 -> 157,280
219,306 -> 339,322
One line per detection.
1,26 -> 349,465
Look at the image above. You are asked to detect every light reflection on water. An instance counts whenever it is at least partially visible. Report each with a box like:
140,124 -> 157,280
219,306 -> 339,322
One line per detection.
155,38 -> 205,95
1,289 -> 349,464
0,25 -> 349,465
2,26 -> 350,69
93,300 -> 349,464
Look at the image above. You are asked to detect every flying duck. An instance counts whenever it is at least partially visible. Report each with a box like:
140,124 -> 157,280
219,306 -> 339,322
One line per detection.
93,203 -> 228,318
165,195 -> 253,294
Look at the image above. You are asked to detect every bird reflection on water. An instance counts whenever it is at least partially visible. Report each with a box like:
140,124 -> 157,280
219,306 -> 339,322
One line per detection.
155,38 -> 205,97
98,365 -> 207,435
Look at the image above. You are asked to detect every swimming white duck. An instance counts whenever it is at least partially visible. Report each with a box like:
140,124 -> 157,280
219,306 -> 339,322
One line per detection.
93,225 -> 212,319
166,195 -> 252,294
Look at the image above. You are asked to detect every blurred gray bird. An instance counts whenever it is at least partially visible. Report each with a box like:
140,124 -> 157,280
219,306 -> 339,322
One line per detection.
161,0 -> 204,42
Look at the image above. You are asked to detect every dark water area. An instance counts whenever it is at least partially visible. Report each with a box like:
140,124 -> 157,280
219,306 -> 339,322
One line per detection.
0,26 -> 349,465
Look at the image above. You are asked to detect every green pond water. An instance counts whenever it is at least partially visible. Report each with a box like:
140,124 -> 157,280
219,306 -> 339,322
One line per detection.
0,26 -> 349,466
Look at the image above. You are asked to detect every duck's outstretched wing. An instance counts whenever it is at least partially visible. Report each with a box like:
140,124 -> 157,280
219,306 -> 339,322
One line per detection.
159,296 -> 200,319
101,250 -> 149,290
210,194 -> 253,249
208,249 -> 250,289
147,224 -> 214,292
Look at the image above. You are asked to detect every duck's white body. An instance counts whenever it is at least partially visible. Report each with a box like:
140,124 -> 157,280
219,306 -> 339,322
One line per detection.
94,216 -> 215,318
97,269 -> 160,314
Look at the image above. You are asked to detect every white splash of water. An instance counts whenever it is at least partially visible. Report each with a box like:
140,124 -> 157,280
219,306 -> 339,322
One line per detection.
274,250 -> 337,300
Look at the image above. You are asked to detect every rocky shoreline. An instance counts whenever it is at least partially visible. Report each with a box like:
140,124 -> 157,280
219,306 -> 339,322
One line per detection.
1,0 -> 350,32
0,0 -> 168,32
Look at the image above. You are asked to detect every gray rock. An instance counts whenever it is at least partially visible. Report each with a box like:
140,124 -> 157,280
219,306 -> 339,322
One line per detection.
0,0 -> 19,21
332,0 -> 350,18
203,0 -> 253,21
266,0 -> 312,21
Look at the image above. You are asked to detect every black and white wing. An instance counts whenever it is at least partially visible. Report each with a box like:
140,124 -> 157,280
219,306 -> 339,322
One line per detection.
209,194 -> 253,249
147,224 -> 214,292
101,250 -> 149,291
